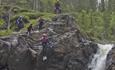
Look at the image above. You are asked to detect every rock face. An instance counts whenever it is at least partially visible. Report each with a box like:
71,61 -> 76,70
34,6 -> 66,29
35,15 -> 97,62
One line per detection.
106,45 -> 115,70
0,14 -> 98,70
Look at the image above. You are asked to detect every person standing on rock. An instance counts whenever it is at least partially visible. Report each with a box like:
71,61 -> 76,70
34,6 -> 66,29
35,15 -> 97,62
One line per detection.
54,0 -> 61,14
41,33 -> 49,61
38,17 -> 45,30
27,24 -> 33,35
16,16 -> 24,31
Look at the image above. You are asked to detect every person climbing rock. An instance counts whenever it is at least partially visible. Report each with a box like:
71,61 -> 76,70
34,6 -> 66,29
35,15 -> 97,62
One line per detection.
54,0 -> 61,14
27,24 -> 33,35
16,16 -> 24,31
38,17 -> 45,30
40,33 -> 49,61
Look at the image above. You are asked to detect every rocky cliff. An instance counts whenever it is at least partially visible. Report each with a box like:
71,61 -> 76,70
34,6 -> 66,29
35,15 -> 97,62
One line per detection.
106,45 -> 115,70
0,14 -> 98,70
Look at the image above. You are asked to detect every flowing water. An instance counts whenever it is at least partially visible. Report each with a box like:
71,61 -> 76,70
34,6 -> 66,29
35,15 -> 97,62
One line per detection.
97,0 -> 101,6
88,44 -> 114,70
96,0 -> 101,10
96,0 -> 109,10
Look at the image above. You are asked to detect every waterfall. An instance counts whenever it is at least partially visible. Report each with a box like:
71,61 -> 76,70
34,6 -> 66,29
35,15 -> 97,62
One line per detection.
88,44 -> 114,70
97,0 -> 101,6
96,0 -> 101,11
96,0 -> 109,11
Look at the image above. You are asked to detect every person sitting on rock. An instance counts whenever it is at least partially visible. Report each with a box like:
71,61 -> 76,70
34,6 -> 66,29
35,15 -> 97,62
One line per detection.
27,24 -> 33,35
16,16 -> 24,30
54,0 -> 61,14
40,33 -> 49,61
38,17 -> 45,30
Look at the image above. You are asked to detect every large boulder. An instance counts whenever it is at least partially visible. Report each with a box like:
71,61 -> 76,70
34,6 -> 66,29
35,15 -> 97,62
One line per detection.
0,14 -> 98,70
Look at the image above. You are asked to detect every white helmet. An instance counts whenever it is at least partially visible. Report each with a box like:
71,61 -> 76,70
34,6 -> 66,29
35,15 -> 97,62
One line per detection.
43,33 -> 47,37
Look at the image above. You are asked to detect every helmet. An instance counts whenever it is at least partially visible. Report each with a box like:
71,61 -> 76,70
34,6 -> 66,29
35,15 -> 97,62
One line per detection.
19,16 -> 23,18
57,0 -> 59,1
55,0 -> 59,2
43,33 -> 47,37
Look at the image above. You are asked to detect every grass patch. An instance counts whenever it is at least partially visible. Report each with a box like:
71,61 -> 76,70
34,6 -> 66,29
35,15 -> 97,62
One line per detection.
0,29 -> 12,36
0,19 -> 5,25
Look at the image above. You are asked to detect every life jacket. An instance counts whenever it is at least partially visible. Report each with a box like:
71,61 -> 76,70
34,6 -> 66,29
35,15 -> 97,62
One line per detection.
16,17 -> 21,25
41,36 -> 48,43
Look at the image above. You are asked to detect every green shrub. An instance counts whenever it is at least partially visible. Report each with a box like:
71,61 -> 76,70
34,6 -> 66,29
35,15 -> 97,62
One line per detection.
21,12 -> 43,19
19,12 -> 55,20
20,8 -> 33,13
0,19 -> 4,25
0,29 -> 12,36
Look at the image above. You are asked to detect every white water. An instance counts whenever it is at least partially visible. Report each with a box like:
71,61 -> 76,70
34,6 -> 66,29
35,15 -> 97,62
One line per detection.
97,0 -> 101,6
88,44 -> 114,70
96,0 -> 101,11
96,0 -> 109,11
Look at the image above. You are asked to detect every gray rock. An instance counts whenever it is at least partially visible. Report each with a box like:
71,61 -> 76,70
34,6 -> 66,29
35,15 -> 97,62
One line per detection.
106,45 -> 115,70
0,14 -> 98,70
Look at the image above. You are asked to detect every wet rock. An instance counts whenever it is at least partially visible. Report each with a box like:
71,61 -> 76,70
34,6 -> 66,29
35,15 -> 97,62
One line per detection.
106,45 -> 115,70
